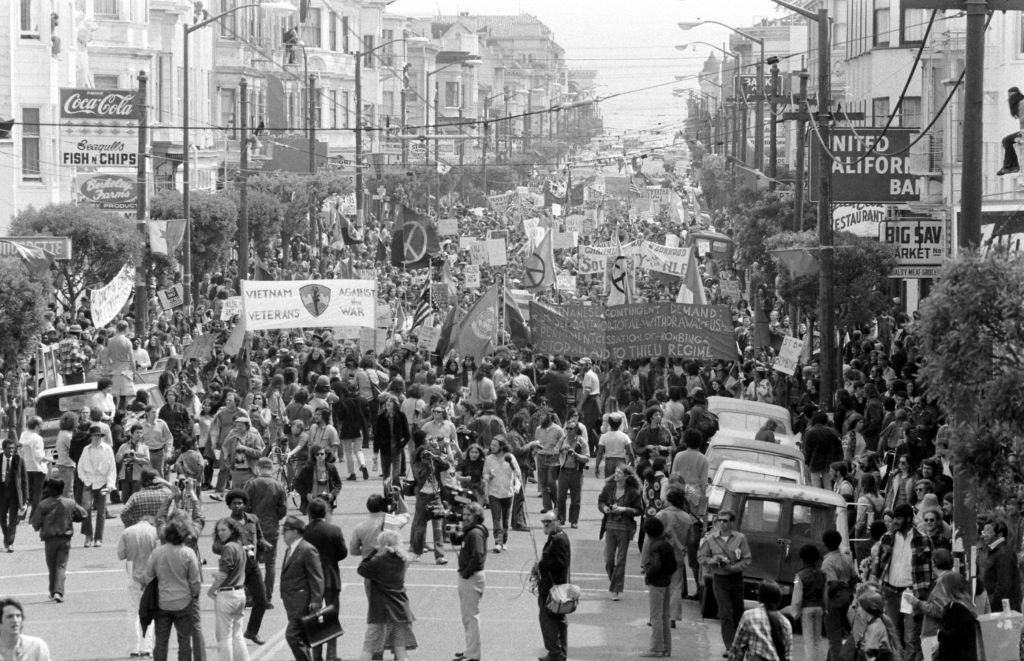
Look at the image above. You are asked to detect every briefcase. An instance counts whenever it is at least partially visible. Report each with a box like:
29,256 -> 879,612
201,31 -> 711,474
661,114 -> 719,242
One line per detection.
300,605 -> 343,647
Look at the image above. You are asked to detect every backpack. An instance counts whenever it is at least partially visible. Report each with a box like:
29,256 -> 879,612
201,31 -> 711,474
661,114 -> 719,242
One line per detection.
693,408 -> 719,438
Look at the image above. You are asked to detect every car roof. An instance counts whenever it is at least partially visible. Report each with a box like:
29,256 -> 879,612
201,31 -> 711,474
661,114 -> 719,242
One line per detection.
716,460 -> 802,480
706,437 -> 804,461
707,396 -> 792,421
37,381 -> 157,399
724,479 -> 847,507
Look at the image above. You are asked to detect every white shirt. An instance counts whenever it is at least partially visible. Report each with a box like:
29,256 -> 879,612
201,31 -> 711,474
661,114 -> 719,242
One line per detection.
133,347 -> 152,370
581,370 -> 600,397
18,430 -> 47,473
887,529 -> 914,588
77,441 -> 117,490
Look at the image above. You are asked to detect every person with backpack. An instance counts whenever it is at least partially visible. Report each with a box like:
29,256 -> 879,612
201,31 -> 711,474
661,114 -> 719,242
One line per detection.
786,544 -> 826,661
686,391 -> 718,445
850,587 -> 899,661
822,528 -> 858,660
726,580 -> 791,661
906,548 -> 977,661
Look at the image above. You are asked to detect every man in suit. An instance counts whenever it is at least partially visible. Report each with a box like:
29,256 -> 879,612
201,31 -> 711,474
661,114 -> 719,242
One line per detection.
280,515 -> 325,661
0,438 -> 28,552
535,511 -> 570,661
302,498 -> 347,661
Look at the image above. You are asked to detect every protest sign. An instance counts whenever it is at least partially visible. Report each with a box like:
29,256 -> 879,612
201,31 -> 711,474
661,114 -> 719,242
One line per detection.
90,263 -> 134,328
604,303 -> 736,361
522,217 -> 540,235
563,214 -> 584,234
182,334 -> 216,362
464,264 -> 481,289
430,282 -> 452,306
773,335 -> 805,375
487,229 -> 509,241
696,239 -> 711,257
719,278 -> 742,302
240,279 -> 375,331
357,268 -> 376,281
459,237 -> 477,251
375,303 -> 392,328
157,284 -> 184,310
551,203 -> 562,217
485,238 -> 507,266
665,233 -> 681,248
552,230 -> 578,250
220,296 -> 242,321
529,302 -> 608,360
469,242 -> 488,265
438,218 -> 459,236
417,326 -> 441,352
638,242 -> 692,277
556,274 -> 577,291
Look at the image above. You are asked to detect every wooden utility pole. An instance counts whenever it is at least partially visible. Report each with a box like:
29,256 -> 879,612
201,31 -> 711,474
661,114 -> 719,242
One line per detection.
238,77 -> 249,290
134,71 -> 148,338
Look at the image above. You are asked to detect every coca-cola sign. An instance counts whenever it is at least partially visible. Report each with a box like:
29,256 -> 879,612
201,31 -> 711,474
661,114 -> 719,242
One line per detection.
76,173 -> 137,209
60,88 -> 139,120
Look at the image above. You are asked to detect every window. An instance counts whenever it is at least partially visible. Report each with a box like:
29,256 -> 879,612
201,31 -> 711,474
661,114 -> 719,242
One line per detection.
94,74 -> 119,89
791,504 -> 835,542
872,97 -> 890,127
342,16 -> 350,53
873,0 -> 890,47
329,12 -> 337,51
22,108 -> 41,180
900,96 -> 921,128
221,88 -> 237,139
20,0 -> 38,35
220,0 -> 238,39
445,81 -> 460,108
901,8 -> 928,44
154,54 -> 167,122
382,91 -> 395,118
381,29 -> 394,66
363,36 -> 374,68
342,91 -> 350,128
331,90 -> 338,128
95,0 -> 119,18
306,8 -> 321,47
740,499 -> 781,534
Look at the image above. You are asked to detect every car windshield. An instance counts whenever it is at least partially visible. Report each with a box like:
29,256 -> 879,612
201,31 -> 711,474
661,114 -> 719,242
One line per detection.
716,412 -> 790,435
719,468 -> 798,485
791,503 -> 840,542
711,448 -> 801,473
35,392 -> 97,420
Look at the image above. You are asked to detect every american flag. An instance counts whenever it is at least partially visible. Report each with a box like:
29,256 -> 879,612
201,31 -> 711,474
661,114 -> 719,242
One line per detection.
410,282 -> 433,332
629,177 -> 642,196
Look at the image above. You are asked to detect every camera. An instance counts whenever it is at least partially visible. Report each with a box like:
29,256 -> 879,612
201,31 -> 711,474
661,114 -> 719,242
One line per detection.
428,486 -> 476,546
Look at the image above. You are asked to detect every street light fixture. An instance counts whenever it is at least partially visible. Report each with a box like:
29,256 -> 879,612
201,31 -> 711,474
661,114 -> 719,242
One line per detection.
181,0 -> 296,309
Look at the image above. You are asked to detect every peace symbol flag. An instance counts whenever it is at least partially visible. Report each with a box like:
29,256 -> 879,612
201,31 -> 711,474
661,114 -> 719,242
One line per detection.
390,205 -> 441,269
606,235 -> 635,307
523,228 -> 555,291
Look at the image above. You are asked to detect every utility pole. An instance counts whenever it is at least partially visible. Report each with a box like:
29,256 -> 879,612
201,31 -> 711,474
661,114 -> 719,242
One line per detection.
794,70 -> 808,231
308,73 -> 317,251
354,50 -> 363,225
769,60 -> 780,188
525,92 -> 532,150
482,120 -> 489,195
400,86 -> 408,166
754,45 -> 765,172
960,0 -> 986,248
814,8 -> 835,414
134,71 -> 148,338
238,77 -> 249,290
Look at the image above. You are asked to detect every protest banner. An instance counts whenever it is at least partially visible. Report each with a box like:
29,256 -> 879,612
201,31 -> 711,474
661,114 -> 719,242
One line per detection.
604,303 -> 736,361
417,326 -> 441,352
438,218 -> 459,236
240,279 -> 375,331
773,335 -> 805,375
638,242 -> 692,277
555,274 -> 576,291
485,238 -> 507,266
221,296 -> 242,321
529,302 -> 608,360
90,263 -> 135,328
464,264 -> 481,289
487,229 -> 509,241
157,284 -> 184,310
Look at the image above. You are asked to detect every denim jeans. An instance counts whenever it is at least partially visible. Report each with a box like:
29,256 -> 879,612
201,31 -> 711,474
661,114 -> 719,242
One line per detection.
154,602 -> 195,661
882,583 -> 922,661
243,560 -> 266,636
262,535 -> 278,599
603,527 -> 632,593
649,585 -> 671,654
44,538 -> 69,597
538,595 -> 567,661
80,487 -> 107,542
712,573 -> 745,648
410,491 -> 444,558
556,468 -> 582,524
536,462 -> 559,512
801,606 -> 825,661
487,495 -> 512,546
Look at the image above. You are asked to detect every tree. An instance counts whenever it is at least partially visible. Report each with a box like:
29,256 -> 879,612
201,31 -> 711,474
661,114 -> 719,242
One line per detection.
0,258 -> 49,368
915,249 -> 1024,508
151,188 -> 238,282
11,203 -> 143,311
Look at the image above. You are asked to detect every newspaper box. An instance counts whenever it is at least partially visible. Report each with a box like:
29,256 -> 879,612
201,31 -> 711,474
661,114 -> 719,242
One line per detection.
977,610 -> 1023,661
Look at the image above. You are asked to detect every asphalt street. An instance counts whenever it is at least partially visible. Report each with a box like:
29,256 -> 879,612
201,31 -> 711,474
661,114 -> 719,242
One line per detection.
0,469 -> 813,660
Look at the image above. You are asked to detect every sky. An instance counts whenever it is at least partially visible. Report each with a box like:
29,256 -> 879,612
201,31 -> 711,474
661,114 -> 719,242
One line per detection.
390,0 -> 790,138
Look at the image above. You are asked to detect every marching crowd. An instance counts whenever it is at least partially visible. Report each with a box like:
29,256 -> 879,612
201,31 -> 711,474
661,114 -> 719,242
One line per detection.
0,165 -> 1021,661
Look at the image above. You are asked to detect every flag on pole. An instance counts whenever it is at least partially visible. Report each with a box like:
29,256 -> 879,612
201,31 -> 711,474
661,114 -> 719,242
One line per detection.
454,285 -> 499,362
675,249 -> 708,305
606,234 -> 635,306
148,219 -> 187,256
390,205 -> 441,269
522,228 -> 555,291
2,240 -> 53,278
410,283 -> 433,332
435,305 -> 459,359
503,285 -> 531,346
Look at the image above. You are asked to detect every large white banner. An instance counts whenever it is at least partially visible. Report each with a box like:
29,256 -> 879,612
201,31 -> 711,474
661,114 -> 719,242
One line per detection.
639,243 -> 693,278
90,263 -> 134,328
240,279 -> 376,331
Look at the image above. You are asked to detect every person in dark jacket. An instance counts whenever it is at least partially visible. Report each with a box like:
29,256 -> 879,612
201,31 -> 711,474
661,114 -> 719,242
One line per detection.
540,358 -> 571,425
979,518 -> 1021,613
455,502 -> 488,661
303,498 -> 347,661
30,478 -> 86,601
999,86 -> 1024,176
408,433 -> 449,565
333,382 -> 369,480
640,516 -> 677,658
535,511 -> 570,661
802,412 -> 843,489
243,458 -> 288,601
356,529 -> 417,661
374,389 -> 410,486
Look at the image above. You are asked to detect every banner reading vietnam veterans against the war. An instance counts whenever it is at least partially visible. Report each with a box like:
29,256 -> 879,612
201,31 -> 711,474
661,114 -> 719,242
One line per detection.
604,303 -> 736,361
529,302 -> 609,360
240,279 -> 375,331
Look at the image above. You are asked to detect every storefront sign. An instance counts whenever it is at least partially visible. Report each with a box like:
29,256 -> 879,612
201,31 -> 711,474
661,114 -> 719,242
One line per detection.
811,128 -> 920,202
76,173 -> 136,210
880,217 -> 949,278
60,88 -> 139,119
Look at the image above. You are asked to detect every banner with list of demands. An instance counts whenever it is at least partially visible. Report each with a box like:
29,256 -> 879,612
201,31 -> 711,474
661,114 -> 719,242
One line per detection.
529,302 -> 609,360
604,303 -> 736,361
241,279 -> 375,331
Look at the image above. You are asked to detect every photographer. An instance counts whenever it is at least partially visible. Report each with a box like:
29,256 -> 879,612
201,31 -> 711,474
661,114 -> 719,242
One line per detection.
115,424 -> 151,502
556,411 -> 590,529
119,468 -> 175,530
408,431 -> 449,565
212,490 -> 271,646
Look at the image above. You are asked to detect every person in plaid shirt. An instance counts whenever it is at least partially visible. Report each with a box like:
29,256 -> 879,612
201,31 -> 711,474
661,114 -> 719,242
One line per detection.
119,469 -> 174,530
727,580 -> 792,661
58,325 -> 87,385
872,502 -> 933,661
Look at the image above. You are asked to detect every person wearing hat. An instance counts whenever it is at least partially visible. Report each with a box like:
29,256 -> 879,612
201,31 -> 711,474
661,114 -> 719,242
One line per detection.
215,490 -> 271,646
534,511 -> 570,661
77,423 -> 117,548
58,324 -> 88,385
221,412 -> 265,490
871,502 -> 933,660
999,86 -> 1024,176
850,587 -> 898,660
279,515 -> 324,661
576,357 -> 602,453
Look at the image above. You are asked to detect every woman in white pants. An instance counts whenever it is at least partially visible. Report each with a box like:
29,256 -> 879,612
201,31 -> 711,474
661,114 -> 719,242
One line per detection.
208,518 -> 249,661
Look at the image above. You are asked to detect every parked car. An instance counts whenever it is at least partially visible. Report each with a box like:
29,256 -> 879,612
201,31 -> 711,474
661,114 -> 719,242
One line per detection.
706,459 -> 805,514
705,437 -> 807,483
29,382 -> 165,450
707,396 -> 799,446
700,479 -> 850,617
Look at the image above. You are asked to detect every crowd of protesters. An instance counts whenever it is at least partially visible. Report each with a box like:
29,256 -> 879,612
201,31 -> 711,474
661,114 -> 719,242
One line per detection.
0,159 -> 1021,661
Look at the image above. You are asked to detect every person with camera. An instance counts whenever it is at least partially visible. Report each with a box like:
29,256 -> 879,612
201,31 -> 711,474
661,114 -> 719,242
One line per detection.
453,501 -> 488,661
697,508 -> 752,651
535,511 -> 571,661
120,468 -> 175,530
555,411 -> 590,529
213,490 -> 271,647
116,424 -> 152,502
409,431 -> 449,565
207,516 -> 249,661
294,448 -> 343,516
221,414 -> 265,491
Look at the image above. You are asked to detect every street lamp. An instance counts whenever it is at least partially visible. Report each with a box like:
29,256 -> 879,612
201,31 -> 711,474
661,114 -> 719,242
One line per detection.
181,0 -> 295,309
679,20 -> 765,171
353,34 -> 429,224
